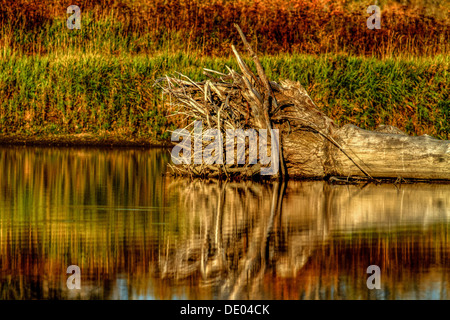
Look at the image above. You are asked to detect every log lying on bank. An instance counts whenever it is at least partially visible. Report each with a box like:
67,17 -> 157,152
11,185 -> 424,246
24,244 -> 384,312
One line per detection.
158,25 -> 450,181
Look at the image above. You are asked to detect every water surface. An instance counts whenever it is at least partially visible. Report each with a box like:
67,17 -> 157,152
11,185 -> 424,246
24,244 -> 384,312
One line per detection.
0,146 -> 449,299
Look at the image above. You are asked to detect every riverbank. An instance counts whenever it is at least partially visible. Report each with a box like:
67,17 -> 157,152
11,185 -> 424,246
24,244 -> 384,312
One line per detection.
1,0 -> 449,143
2,52 -> 449,143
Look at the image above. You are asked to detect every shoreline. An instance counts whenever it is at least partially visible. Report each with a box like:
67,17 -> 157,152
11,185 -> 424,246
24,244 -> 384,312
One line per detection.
0,133 -> 171,148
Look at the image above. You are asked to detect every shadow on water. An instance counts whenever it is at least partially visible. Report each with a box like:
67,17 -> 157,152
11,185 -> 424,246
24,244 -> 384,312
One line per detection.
0,146 -> 449,299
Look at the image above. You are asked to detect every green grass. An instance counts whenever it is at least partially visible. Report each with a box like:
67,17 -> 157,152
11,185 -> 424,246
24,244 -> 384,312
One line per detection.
1,48 -> 448,140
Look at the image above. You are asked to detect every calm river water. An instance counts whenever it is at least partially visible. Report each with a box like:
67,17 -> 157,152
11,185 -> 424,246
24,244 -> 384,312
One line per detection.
0,146 -> 449,299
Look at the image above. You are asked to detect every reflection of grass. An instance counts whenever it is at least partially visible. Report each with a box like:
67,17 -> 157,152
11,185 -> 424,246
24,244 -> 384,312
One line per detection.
1,164 -> 450,299
0,147 -> 174,299
0,147 -> 170,222
303,225 -> 450,299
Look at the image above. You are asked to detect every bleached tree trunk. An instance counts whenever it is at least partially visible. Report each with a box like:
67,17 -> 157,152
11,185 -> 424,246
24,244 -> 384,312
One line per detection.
276,80 -> 450,180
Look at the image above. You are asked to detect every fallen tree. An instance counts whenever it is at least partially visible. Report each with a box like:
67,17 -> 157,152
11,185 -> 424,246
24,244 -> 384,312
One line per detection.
159,25 -> 450,181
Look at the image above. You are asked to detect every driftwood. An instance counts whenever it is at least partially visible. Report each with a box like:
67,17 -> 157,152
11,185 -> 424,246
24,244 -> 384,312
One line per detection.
159,25 -> 450,181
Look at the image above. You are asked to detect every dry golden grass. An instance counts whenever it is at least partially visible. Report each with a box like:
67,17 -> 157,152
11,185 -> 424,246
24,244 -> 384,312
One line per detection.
1,0 -> 448,57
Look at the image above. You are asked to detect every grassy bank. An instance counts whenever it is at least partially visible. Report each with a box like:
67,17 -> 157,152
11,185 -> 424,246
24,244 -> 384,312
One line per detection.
1,50 -> 448,140
0,0 -> 449,144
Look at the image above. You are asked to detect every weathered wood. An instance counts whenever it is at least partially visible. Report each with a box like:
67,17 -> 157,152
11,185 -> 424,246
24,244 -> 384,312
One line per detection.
328,124 -> 450,180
